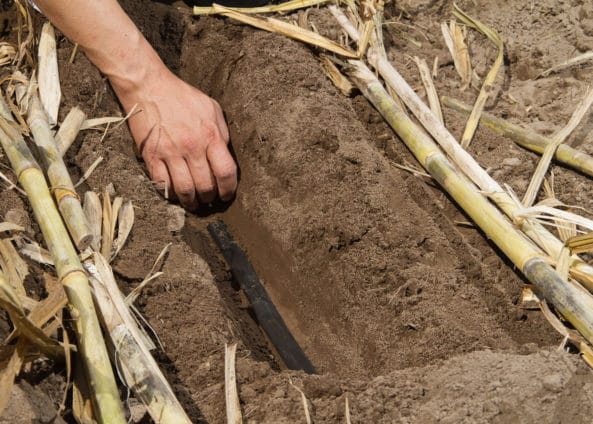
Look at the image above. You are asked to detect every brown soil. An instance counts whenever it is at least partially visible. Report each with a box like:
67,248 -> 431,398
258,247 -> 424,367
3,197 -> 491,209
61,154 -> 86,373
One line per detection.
4,0 -> 593,422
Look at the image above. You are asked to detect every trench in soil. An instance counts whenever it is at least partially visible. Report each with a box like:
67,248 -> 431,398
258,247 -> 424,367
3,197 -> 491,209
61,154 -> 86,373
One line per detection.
166,9 -> 561,383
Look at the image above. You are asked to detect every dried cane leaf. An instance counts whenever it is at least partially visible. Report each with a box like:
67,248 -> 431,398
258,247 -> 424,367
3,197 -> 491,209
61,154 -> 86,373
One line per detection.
225,343 -> 242,424
101,190 -> 112,259
519,286 -> 539,310
289,378 -> 312,424
0,340 -> 27,417
74,156 -> 103,188
83,191 -> 102,252
112,200 -> 133,260
24,274 -> 66,334
110,198 -> 122,243
319,56 -> 354,96
194,0 -> 329,15
80,117 -> 122,130
556,246 -> 571,281
19,240 -> 54,266
514,205 -> 593,234
453,4 -> 504,148
345,396 -> 352,424
542,179 -> 577,243
522,88 -> 593,207
0,222 -> 24,233
413,56 -> 443,124
441,20 -> 471,89
0,42 -> 16,67
0,238 -> 28,296
6,274 -> 67,343
38,22 -> 61,126
0,274 -> 63,358
539,51 -> 593,78
211,4 -> 358,58
566,232 -> 593,255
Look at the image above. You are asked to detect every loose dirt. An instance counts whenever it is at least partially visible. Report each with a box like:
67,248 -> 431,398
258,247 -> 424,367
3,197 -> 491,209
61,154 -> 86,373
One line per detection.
4,0 -> 593,422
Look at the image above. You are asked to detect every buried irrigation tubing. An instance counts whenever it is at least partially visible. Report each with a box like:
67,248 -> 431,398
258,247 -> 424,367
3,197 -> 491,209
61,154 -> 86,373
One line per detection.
207,221 -> 316,374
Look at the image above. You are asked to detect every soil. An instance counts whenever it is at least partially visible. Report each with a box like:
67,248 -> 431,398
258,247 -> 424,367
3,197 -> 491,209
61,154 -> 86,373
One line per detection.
4,0 -> 593,422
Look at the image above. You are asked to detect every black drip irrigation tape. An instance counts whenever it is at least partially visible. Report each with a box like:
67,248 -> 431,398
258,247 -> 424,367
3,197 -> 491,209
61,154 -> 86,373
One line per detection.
207,220 -> 316,374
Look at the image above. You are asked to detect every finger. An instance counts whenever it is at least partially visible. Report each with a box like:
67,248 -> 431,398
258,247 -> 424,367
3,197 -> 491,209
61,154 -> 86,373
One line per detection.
214,103 -> 230,143
148,159 -> 172,200
207,142 -> 238,201
187,155 -> 217,204
165,158 -> 199,211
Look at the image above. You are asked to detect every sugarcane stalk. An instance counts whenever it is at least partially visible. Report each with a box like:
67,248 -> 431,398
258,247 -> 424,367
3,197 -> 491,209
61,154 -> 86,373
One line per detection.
55,106 -> 86,156
442,96 -> 593,179
88,253 -> 192,424
347,60 -> 593,344
329,5 -> 593,291
23,92 -> 92,251
0,117 -> 126,424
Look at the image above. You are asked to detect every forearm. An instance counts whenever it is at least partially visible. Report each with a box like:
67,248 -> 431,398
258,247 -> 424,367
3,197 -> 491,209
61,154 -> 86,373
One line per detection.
33,0 -> 238,205
33,0 -> 168,102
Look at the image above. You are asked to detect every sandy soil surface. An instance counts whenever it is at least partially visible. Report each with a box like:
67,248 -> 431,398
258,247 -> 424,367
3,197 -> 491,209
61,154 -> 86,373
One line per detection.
4,0 -> 593,422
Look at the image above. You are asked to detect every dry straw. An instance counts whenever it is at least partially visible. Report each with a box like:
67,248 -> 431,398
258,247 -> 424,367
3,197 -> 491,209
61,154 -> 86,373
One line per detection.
83,191 -> 102,252
521,88 -> 593,207
452,4 -> 504,148
346,60 -> 593,348
83,194 -> 190,421
88,253 -> 192,424
442,96 -> 593,179
539,51 -> 593,78
0,270 -> 68,417
0,42 -> 16,67
0,116 -> 126,423
440,20 -> 471,89
328,3 -> 593,351
289,378 -> 312,424
319,55 -> 354,96
194,0 -> 329,15
37,22 -> 61,126
206,4 -> 358,58
328,5 -> 593,292
225,343 -> 242,424
413,55 -> 443,124
0,272 -> 63,358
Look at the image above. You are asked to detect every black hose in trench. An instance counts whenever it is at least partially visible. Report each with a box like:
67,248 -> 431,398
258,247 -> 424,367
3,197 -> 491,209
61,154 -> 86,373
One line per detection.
208,220 -> 317,375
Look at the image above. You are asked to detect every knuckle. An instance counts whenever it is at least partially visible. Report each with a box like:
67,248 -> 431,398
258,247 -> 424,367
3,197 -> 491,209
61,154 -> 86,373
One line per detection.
142,143 -> 159,160
196,183 -> 216,194
175,184 -> 195,198
178,137 -> 195,152
216,161 -> 237,181
202,123 -> 219,144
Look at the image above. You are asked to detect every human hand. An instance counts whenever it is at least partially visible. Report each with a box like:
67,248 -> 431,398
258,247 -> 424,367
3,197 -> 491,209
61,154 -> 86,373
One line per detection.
111,66 -> 237,210
34,0 -> 237,209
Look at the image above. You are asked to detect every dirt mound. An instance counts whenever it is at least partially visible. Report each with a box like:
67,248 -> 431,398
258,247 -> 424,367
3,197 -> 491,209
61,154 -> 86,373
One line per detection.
4,0 -> 593,422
